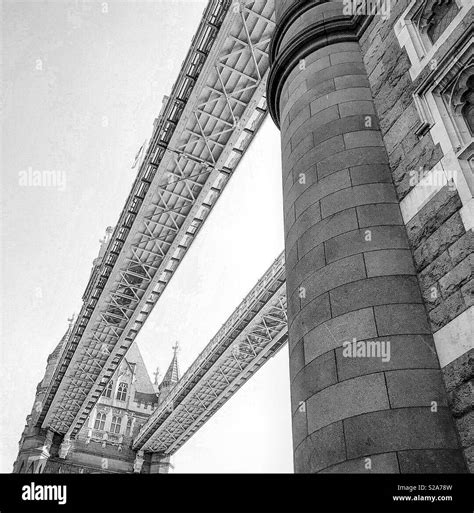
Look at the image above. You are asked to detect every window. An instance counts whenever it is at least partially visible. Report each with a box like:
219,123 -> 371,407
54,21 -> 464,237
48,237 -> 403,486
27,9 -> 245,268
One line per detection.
442,63 -> 474,149
413,0 -> 460,46
125,417 -> 133,436
460,75 -> 474,135
116,383 -> 128,402
395,0 -> 468,79
111,416 -> 122,434
103,381 -> 113,399
426,1 -> 460,44
94,412 -> 106,430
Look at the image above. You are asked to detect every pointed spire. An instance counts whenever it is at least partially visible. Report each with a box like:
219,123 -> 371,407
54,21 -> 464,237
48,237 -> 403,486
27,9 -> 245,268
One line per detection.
153,367 -> 160,386
48,315 -> 75,362
160,343 -> 180,391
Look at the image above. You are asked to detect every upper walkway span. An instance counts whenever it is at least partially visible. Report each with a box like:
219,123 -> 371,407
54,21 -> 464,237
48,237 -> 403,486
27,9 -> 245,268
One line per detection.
36,0 -> 276,438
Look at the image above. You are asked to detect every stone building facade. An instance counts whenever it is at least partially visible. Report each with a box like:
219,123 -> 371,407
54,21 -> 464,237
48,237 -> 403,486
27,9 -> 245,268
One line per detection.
13,334 -> 179,474
267,0 -> 472,473
362,0 -> 473,472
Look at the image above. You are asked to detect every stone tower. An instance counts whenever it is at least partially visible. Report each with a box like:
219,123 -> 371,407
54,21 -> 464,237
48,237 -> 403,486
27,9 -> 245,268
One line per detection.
14,339 -> 180,474
267,0 -> 471,473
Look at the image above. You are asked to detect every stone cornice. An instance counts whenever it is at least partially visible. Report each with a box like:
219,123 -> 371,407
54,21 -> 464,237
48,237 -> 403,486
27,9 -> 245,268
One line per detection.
267,3 -> 373,127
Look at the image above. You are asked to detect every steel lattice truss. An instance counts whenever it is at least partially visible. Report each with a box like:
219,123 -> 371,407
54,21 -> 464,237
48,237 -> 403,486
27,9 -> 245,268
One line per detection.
133,252 -> 287,454
37,0 -> 276,437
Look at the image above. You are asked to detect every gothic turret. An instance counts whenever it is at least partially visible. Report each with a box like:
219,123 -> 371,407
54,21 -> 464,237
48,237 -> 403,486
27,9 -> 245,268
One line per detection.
158,343 -> 180,403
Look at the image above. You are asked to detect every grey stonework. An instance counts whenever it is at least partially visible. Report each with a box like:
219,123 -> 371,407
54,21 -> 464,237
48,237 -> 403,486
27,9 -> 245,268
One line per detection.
360,0 -> 473,471
268,0 -> 468,473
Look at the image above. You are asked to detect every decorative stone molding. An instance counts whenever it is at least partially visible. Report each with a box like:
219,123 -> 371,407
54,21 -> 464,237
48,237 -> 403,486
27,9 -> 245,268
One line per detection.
267,1 -> 371,126
58,436 -> 72,459
133,450 -> 144,473
395,0 -> 468,80
414,0 -> 460,44
414,37 -> 473,165
396,14 -> 474,228
42,429 -> 54,453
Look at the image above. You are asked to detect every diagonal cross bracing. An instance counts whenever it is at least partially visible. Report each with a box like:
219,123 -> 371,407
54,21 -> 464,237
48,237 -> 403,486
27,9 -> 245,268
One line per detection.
132,251 -> 287,454
37,0 -> 275,437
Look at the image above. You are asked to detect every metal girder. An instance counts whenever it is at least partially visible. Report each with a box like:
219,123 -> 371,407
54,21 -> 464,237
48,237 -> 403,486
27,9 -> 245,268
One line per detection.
132,251 -> 286,454
38,0 -> 275,437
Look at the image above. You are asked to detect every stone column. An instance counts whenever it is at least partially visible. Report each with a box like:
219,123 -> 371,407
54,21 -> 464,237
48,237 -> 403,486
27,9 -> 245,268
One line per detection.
148,452 -> 172,474
267,0 -> 466,473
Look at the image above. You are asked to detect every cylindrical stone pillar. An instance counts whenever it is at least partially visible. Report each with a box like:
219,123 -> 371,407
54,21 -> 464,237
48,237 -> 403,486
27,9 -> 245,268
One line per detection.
267,1 -> 466,473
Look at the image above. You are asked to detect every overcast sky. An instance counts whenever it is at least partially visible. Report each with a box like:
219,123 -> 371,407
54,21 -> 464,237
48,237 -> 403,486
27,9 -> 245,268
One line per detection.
0,0 -> 292,473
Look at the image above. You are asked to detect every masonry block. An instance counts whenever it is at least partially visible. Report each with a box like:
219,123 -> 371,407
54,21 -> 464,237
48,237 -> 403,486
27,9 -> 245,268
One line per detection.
345,408 -> 460,460
293,421 -> 346,473
307,373 -> 389,434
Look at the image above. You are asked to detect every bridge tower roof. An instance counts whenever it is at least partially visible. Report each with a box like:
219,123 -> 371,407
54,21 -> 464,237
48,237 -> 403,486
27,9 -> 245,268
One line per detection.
160,343 -> 180,390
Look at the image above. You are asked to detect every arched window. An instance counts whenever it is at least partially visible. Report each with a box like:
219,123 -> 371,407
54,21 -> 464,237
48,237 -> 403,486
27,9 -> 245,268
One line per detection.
426,0 -> 459,44
414,0 -> 460,45
116,383 -> 128,402
111,416 -> 122,434
461,75 -> 474,134
125,417 -> 133,436
103,381 -> 113,399
94,412 -> 106,430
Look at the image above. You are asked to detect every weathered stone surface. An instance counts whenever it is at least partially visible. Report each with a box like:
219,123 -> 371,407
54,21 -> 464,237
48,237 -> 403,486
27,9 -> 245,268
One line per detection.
392,139 -> 444,201
439,256 -> 473,298
448,380 -> 474,418
455,410 -> 474,448
304,308 -> 377,364
448,229 -> 474,267
292,406 -> 308,450
299,253 -> 366,308
325,226 -> 410,264
291,351 -> 337,413
383,104 -> 419,156
398,449 -> 467,473
374,304 -> 432,336
461,279 -> 473,308
386,369 -> 448,408
406,186 -> 463,249
318,147 -> 389,181
413,213 -> 465,272
294,421 -> 345,473
293,169 -> 351,219
345,408 -> 460,459
428,290 -> 467,332
336,334 -> 439,382
297,208 -> 358,259
356,203 -> 403,228
306,373 -> 389,434
419,250 -> 453,289
349,163 -> 392,186
290,293 -> 332,343
364,249 -> 415,277
330,275 -> 422,318
320,452 -> 399,473
320,183 -> 397,219
443,349 -> 474,392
